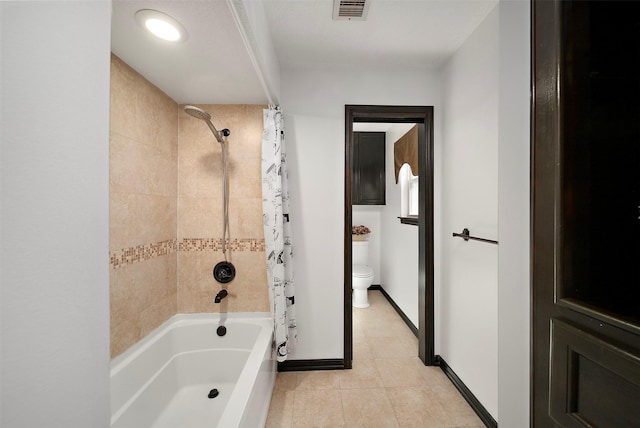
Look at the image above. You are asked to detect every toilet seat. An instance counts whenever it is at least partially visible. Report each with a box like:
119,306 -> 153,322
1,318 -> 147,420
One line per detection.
352,264 -> 373,278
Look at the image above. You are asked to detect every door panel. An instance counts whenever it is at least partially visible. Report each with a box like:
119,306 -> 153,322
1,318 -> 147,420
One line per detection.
549,319 -> 640,427
533,1 -> 640,426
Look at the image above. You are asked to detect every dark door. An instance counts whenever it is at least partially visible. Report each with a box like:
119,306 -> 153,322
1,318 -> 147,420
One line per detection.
533,1 -> 640,426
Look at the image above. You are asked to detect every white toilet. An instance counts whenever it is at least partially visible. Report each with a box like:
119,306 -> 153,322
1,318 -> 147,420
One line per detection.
352,240 -> 374,308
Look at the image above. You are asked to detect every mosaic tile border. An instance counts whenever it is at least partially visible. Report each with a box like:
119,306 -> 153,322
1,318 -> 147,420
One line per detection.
179,238 -> 265,253
110,239 -> 176,269
110,238 -> 266,269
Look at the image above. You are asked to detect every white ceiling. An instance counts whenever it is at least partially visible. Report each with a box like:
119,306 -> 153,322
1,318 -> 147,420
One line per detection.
111,0 -> 266,104
111,0 -> 497,105
263,0 -> 497,70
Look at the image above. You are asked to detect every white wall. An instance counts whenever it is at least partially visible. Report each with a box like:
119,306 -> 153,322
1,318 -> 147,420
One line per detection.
437,3 -> 531,425
0,2 -> 112,426
497,1 -> 530,426
379,124 -> 420,326
281,68 -> 441,359
439,5 -> 499,418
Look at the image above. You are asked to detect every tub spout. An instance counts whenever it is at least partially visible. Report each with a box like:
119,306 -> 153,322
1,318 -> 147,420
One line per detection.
214,289 -> 228,303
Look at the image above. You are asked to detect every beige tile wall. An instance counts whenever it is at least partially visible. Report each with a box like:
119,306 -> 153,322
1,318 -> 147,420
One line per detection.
110,54 -> 269,358
177,104 -> 269,313
109,54 -> 178,357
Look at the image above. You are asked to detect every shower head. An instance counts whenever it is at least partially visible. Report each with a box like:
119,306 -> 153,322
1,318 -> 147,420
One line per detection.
183,105 -> 230,144
184,105 -> 212,121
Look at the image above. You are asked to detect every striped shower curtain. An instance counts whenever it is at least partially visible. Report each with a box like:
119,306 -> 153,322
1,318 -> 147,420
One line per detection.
261,106 -> 297,362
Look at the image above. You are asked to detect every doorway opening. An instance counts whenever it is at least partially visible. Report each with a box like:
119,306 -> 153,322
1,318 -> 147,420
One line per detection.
344,105 -> 435,368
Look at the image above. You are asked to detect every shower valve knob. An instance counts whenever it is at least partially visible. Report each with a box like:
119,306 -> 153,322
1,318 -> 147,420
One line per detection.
213,261 -> 236,283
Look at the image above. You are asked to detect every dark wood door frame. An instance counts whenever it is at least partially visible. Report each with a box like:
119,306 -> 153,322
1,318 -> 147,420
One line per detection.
344,105 -> 435,368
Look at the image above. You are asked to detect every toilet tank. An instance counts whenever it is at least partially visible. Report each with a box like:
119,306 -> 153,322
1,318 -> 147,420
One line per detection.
352,241 -> 369,266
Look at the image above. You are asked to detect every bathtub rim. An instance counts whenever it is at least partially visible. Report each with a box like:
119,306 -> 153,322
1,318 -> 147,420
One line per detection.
110,311 -> 272,373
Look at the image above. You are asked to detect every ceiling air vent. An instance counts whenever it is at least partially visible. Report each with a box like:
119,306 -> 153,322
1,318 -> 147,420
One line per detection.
333,0 -> 370,21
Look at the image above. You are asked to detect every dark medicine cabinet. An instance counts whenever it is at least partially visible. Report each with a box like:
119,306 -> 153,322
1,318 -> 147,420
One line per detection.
351,132 -> 385,205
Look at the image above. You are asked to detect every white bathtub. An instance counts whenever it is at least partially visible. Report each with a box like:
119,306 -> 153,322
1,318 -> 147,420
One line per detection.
110,313 -> 275,428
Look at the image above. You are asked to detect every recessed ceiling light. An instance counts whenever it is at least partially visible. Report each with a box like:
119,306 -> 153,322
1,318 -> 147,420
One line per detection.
135,9 -> 187,42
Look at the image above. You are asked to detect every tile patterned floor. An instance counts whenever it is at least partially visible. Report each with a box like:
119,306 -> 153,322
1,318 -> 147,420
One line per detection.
265,290 -> 486,427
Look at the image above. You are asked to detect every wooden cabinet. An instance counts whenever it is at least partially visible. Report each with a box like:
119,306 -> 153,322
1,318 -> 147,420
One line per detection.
352,132 -> 385,205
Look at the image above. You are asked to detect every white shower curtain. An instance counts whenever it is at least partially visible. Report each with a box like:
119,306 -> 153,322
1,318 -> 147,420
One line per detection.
261,106 -> 297,362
